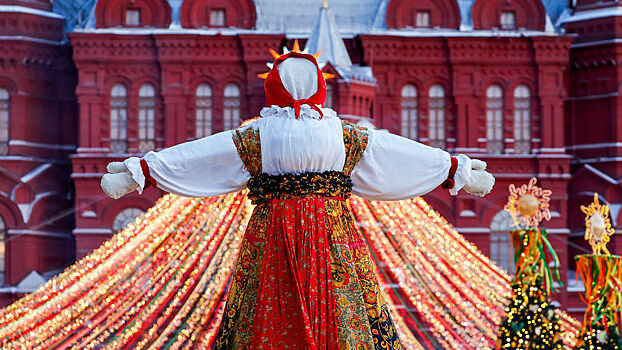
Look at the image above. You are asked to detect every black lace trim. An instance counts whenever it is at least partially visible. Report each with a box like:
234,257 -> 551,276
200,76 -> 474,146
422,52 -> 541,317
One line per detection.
247,170 -> 352,205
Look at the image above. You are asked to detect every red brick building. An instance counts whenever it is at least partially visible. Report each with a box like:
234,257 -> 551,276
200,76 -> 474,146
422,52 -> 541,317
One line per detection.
0,0 -> 617,319
0,0 -> 77,304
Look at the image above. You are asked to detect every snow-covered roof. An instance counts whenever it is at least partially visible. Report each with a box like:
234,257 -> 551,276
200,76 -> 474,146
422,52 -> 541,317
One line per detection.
52,0 -> 571,34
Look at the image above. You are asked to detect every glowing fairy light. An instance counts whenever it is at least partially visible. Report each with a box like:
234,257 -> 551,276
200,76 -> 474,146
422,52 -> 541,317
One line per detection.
0,192 -> 580,349
581,193 -> 615,255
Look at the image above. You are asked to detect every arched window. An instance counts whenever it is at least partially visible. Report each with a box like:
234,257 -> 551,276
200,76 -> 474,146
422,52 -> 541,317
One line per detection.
138,84 -> 156,153
196,84 -> 213,138
486,85 -> 504,154
429,84 -> 446,148
514,85 -> 531,154
0,216 -> 5,286
490,210 -> 514,273
223,84 -> 240,130
110,84 -> 128,153
325,84 -> 334,109
113,208 -> 145,232
401,84 -> 418,139
0,88 -> 8,156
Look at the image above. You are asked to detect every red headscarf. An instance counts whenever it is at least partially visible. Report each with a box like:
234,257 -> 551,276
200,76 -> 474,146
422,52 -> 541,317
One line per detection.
264,51 -> 327,118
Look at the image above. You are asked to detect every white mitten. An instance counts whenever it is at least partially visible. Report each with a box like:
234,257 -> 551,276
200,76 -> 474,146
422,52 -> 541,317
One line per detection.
107,161 -> 128,174
462,159 -> 495,197
101,171 -> 139,199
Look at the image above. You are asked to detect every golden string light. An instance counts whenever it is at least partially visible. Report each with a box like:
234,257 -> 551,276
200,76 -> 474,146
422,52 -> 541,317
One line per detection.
0,192 -> 580,349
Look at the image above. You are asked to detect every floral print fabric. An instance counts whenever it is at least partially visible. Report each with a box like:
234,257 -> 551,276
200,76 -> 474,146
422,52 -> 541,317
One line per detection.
215,120 -> 402,350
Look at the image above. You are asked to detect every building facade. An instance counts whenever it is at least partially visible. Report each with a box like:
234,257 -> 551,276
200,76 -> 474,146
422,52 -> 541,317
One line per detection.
0,0 -> 77,304
0,0 -> 618,319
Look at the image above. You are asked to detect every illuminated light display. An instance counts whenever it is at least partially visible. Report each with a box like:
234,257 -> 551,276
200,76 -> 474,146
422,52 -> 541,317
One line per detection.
497,178 -> 570,349
573,193 -> 622,350
0,192 -> 579,349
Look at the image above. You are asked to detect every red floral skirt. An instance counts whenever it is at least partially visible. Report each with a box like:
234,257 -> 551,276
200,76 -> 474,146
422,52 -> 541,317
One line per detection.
214,197 -> 403,350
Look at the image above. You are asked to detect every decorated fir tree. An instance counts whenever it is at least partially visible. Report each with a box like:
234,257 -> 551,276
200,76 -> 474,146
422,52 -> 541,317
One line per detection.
573,193 -> 622,350
496,178 -> 566,350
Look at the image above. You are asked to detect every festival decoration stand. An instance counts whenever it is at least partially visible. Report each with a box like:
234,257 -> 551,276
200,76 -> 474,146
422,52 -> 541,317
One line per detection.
496,178 -> 566,349
573,193 -> 622,350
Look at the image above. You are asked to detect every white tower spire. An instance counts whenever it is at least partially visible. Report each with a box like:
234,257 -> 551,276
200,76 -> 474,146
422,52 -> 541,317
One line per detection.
305,0 -> 352,70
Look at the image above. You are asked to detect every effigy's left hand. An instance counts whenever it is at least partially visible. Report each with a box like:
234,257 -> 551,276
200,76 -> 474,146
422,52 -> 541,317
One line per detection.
463,159 -> 494,197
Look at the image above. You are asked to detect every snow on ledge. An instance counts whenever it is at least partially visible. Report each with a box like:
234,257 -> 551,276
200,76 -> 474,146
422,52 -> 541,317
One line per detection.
0,5 -> 64,20
562,6 -> 622,24
71,27 -> 565,38
71,27 -> 282,36
365,28 -> 562,37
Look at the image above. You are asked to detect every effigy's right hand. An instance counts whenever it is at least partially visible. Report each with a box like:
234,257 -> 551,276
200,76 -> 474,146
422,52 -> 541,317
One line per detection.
101,162 -> 139,199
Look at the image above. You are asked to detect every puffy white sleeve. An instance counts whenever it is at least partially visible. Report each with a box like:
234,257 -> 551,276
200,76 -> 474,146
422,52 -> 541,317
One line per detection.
351,129 -> 472,201
124,130 -> 250,197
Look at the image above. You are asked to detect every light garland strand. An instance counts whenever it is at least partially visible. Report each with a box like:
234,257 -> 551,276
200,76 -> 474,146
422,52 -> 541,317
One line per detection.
0,192 -> 580,349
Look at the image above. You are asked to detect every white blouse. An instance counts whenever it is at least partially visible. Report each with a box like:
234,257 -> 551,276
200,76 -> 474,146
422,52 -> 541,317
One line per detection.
125,105 -> 471,201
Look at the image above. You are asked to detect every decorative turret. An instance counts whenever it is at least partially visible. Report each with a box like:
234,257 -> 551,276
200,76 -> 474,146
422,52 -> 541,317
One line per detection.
303,0 -> 376,122
305,0 -> 352,72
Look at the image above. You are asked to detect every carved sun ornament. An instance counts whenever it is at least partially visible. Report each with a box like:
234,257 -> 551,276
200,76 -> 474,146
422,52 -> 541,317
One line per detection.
581,193 -> 615,255
504,177 -> 552,229
256,39 -> 335,80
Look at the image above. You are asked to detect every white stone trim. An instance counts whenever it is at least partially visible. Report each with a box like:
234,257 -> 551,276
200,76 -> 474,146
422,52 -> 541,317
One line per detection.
456,227 -> 491,234
0,35 -> 63,45
563,7 -> 622,24
70,173 -> 105,178
20,163 -> 52,183
72,228 -> 113,234
566,142 -> 622,151
7,229 -> 71,238
9,140 -> 76,151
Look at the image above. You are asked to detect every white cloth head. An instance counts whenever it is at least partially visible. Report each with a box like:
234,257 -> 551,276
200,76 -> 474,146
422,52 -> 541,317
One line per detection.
277,57 -> 318,100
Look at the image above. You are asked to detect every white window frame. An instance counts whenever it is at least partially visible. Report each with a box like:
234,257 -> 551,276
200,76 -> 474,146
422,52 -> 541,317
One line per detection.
0,216 -> 5,286
224,84 -> 240,130
490,210 -> 515,273
486,85 -> 504,154
325,84 -> 334,109
401,84 -> 418,140
196,84 -> 213,138
0,88 -> 9,156
210,9 -> 226,27
125,8 -> 141,26
416,10 -> 431,28
513,85 -> 531,154
138,84 -> 156,153
429,84 -> 446,148
110,84 -> 128,153
500,11 -> 516,30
